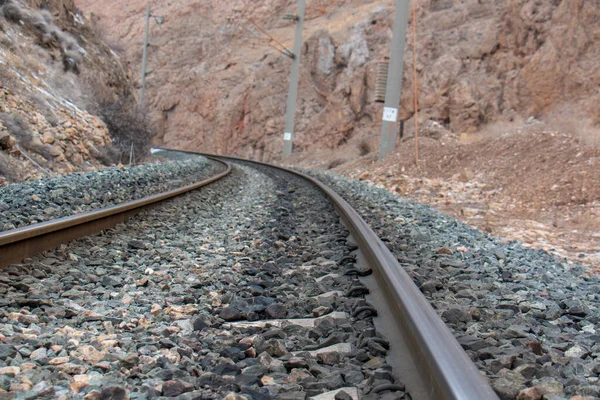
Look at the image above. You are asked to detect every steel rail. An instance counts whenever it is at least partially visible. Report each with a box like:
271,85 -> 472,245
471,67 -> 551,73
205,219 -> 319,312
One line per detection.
159,148 -> 498,400
0,156 -> 231,269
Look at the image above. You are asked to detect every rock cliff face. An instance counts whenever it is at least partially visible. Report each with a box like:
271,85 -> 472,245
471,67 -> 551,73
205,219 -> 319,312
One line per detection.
0,0 -> 136,184
76,0 -> 600,161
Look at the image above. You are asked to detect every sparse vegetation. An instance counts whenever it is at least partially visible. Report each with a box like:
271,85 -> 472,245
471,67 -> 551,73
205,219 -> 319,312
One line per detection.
89,16 -> 126,56
358,138 -> 372,156
0,112 -> 30,141
0,112 -> 56,162
328,158 -> 345,169
2,2 -> 24,22
0,63 -> 18,91
0,150 -> 18,182
94,144 -> 121,166
80,67 -> 153,165
1,0 -> 82,73
106,39 -> 126,56
30,93 -> 59,127
96,99 -> 154,164
0,0 -> 141,181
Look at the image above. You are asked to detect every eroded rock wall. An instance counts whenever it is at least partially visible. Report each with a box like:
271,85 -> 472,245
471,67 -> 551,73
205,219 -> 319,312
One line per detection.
0,0 -> 137,184
76,0 -> 600,161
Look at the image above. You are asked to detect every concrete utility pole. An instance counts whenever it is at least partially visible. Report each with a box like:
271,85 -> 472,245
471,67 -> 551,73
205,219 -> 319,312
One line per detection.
139,3 -> 151,109
378,0 -> 411,160
281,0 -> 305,158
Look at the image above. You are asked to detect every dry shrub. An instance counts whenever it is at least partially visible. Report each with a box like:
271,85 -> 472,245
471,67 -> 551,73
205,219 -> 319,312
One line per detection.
31,143 -> 57,161
0,150 -> 17,182
39,8 -> 52,24
328,158 -> 345,169
544,109 -> 600,147
80,68 -> 153,164
94,145 -> 121,166
0,112 -> 56,162
358,138 -> 372,156
479,107 -> 600,148
89,16 -> 126,55
96,99 -> 154,164
2,1 -> 24,22
107,40 -> 126,56
0,63 -> 19,89
30,93 -> 59,127
45,65 -> 88,107
1,1 -> 82,73
0,2 -> 7,31
0,112 -> 30,141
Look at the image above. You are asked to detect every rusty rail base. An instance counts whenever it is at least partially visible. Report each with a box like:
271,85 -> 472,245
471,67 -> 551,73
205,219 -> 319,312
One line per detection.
158,148 -> 498,400
0,156 -> 231,269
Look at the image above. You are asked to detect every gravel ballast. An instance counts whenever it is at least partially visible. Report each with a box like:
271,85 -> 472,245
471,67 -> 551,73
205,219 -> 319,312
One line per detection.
0,152 -> 221,232
0,162 -> 407,399
303,169 -> 600,400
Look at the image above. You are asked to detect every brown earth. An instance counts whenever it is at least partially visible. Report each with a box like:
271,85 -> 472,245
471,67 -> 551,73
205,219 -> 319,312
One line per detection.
76,0 -> 600,162
288,121 -> 600,271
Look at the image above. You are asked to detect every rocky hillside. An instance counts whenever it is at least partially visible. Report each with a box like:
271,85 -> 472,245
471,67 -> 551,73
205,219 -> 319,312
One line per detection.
77,0 -> 600,162
0,0 -> 137,185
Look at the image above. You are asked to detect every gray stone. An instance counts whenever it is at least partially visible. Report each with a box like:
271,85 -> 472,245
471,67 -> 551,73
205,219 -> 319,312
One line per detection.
100,386 -> 128,400
492,377 -> 525,400
220,307 -> 244,322
101,276 -> 122,287
265,303 -> 287,319
441,307 -> 471,324
317,351 -> 342,366
162,380 -> 194,397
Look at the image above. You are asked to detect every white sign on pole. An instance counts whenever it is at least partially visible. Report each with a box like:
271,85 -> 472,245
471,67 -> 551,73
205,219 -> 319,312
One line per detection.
382,107 -> 398,122
284,132 -> 293,141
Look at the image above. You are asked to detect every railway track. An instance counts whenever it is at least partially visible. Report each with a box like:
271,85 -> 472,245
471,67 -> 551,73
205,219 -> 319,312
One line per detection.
0,156 -> 231,269
0,150 -> 497,399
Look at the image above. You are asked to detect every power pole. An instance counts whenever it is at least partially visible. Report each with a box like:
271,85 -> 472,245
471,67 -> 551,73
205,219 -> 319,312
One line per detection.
281,0 -> 305,158
139,3 -> 151,109
378,0 -> 411,160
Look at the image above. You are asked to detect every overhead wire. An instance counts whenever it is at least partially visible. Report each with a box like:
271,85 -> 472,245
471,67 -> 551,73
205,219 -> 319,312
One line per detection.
229,0 -> 295,59
242,16 -> 294,58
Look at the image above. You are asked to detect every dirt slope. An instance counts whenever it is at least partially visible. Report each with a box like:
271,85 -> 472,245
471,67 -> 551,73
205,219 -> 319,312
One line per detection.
311,122 -> 600,271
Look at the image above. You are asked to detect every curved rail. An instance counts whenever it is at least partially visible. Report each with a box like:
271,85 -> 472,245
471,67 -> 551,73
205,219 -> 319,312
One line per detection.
0,147 -> 498,399
0,156 -> 231,268
160,148 -> 498,400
